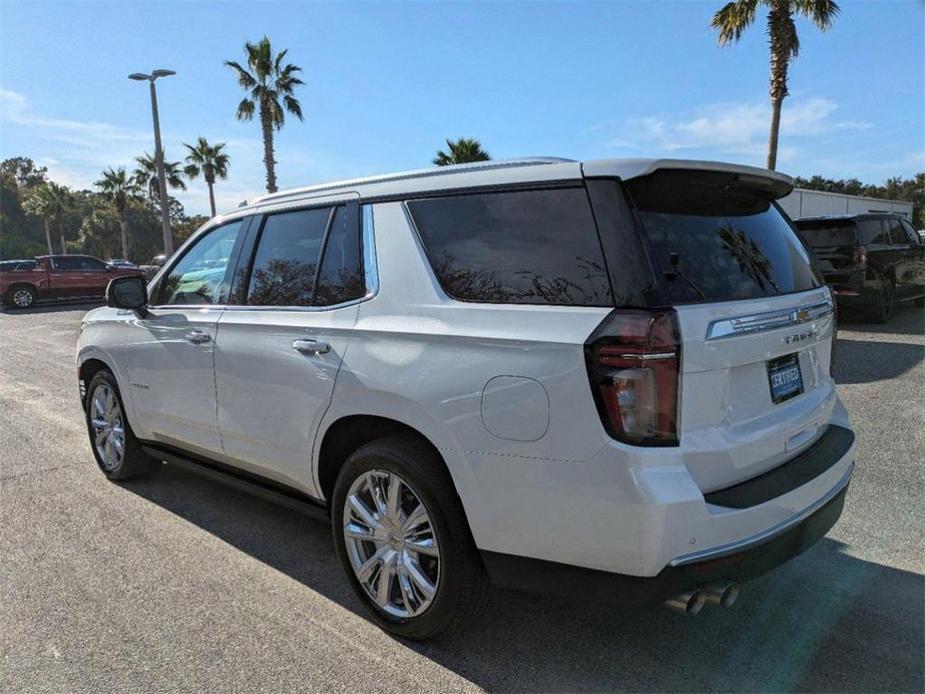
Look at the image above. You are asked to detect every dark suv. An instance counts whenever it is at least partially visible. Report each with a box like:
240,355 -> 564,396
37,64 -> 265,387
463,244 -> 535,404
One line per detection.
795,214 -> 925,322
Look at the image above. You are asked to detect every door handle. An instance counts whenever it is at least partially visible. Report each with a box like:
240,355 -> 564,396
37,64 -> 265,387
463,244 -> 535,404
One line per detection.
185,329 -> 212,344
292,338 -> 330,355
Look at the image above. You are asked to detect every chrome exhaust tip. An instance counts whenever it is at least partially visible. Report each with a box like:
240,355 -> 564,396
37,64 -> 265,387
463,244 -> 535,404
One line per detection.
665,589 -> 706,616
704,581 -> 740,608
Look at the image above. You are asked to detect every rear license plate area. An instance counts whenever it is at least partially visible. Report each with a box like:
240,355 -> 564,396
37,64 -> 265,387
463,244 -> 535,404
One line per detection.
767,353 -> 804,404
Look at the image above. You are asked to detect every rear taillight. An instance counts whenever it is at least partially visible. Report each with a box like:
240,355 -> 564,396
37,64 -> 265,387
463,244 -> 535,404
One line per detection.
585,310 -> 681,446
853,245 -> 867,269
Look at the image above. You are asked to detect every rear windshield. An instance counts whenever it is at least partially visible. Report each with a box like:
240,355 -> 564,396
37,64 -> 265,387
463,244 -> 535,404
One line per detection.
794,221 -> 858,247
625,172 -> 822,304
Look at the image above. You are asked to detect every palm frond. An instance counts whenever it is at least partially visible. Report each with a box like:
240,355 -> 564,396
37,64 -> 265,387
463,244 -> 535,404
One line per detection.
236,98 -> 256,121
792,0 -> 840,30
711,0 -> 761,45
224,60 -> 257,89
283,95 -> 304,121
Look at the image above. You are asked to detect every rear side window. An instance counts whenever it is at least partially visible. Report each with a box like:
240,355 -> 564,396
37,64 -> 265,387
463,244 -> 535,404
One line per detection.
626,172 -> 821,304
795,222 -> 857,247
407,188 -> 613,306
247,207 -> 332,307
857,219 -> 886,245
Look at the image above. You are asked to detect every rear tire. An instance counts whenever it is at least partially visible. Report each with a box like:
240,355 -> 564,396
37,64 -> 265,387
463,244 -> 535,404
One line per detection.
331,434 -> 489,640
870,279 -> 895,324
84,370 -> 160,481
7,285 -> 36,309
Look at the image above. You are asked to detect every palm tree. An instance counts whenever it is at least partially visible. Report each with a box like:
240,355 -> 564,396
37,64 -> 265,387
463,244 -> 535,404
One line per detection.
433,138 -> 491,166
225,36 -> 304,193
712,0 -> 840,170
95,167 -> 137,260
183,137 -> 230,217
133,152 -> 187,202
22,185 -> 55,255
22,183 -> 73,254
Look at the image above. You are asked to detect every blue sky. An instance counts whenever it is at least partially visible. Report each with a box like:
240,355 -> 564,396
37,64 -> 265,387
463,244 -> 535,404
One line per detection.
1,1 -> 922,216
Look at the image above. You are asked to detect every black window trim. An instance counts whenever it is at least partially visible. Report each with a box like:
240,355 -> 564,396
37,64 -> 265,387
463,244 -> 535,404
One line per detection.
226,197 -> 370,313
403,182 -> 617,308
148,216 -> 255,309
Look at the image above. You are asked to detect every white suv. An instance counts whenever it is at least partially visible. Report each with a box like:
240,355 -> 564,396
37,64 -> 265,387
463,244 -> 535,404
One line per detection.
77,158 -> 856,639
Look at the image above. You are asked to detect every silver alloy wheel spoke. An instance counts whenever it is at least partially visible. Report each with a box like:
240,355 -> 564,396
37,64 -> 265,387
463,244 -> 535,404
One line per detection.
343,469 -> 440,619
89,384 -> 124,471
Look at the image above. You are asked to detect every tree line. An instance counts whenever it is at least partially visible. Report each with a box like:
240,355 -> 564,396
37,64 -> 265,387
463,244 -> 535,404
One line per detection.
794,174 -> 925,228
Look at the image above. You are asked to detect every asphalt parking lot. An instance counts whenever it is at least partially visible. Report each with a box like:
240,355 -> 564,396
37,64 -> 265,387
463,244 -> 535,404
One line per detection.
1,301 -> 923,693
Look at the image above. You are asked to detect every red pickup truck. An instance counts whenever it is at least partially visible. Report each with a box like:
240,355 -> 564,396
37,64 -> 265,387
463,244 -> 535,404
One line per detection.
0,255 -> 145,309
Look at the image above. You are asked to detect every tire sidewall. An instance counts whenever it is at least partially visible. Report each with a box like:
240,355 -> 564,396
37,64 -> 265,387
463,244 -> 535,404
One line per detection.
10,285 -> 36,309
84,370 -> 132,478
331,443 -> 469,639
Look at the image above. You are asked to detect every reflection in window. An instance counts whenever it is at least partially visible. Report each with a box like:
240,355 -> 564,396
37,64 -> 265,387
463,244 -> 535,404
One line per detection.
408,188 -> 613,306
314,206 -> 364,306
247,207 -> 331,307
159,220 -> 242,305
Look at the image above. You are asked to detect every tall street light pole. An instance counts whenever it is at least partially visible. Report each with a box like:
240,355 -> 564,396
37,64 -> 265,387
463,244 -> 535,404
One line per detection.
129,69 -> 176,256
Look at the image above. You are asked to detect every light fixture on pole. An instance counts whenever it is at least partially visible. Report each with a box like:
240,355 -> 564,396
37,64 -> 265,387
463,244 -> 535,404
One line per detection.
129,69 -> 176,256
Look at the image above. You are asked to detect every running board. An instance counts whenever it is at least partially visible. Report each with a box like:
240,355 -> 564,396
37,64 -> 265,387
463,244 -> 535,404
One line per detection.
140,444 -> 330,523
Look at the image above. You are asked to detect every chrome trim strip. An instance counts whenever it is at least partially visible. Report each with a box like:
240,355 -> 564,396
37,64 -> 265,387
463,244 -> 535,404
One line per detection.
705,299 -> 833,340
618,351 -> 676,361
668,462 -> 854,568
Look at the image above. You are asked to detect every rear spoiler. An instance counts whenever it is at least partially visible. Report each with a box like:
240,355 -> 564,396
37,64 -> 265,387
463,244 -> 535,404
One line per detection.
581,159 -> 794,200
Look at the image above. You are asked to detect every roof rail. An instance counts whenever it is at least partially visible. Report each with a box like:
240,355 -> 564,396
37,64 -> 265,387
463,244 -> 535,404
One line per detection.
249,157 -> 575,206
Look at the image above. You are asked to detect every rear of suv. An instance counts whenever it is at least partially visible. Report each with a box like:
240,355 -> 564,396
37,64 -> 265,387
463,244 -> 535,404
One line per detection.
77,158 -> 856,639
795,214 -> 925,322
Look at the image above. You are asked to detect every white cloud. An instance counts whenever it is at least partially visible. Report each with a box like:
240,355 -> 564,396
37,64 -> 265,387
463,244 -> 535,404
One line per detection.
606,96 -> 873,167
0,87 -> 351,216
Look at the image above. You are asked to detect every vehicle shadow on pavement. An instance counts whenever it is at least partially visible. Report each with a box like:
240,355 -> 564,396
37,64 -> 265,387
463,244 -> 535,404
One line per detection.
838,303 -> 924,337
123,467 -> 924,693
834,339 -> 924,384
0,300 -> 103,315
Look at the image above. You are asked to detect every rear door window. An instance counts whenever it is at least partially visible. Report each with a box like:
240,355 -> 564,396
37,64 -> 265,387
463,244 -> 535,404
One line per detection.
625,171 -> 821,304
407,187 -> 613,306
313,204 -> 365,306
53,256 -> 83,271
79,257 -> 108,271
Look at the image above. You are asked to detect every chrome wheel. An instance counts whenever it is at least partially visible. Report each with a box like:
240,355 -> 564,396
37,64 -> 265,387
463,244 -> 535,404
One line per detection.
89,384 -> 125,471
12,289 -> 33,308
343,470 -> 441,618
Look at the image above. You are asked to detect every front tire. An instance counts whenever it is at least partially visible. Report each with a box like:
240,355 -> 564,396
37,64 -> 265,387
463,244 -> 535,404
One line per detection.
331,434 -> 488,640
84,370 -> 159,480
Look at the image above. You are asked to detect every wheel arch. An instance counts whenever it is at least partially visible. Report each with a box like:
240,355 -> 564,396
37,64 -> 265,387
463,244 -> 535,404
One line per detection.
316,414 -> 447,504
4,282 -> 38,302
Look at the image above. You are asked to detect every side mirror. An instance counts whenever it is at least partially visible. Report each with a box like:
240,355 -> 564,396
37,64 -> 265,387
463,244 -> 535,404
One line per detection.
105,265 -> 114,272
106,275 -> 148,316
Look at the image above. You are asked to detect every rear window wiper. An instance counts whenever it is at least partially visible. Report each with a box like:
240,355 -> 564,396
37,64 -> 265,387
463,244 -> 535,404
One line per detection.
663,252 -> 708,301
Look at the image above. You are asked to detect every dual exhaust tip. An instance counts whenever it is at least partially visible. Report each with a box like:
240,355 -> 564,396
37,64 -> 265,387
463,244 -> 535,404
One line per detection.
665,581 -> 739,616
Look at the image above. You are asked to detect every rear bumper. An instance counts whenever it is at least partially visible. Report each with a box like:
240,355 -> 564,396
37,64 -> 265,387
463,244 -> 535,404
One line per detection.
482,472 -> 850,606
